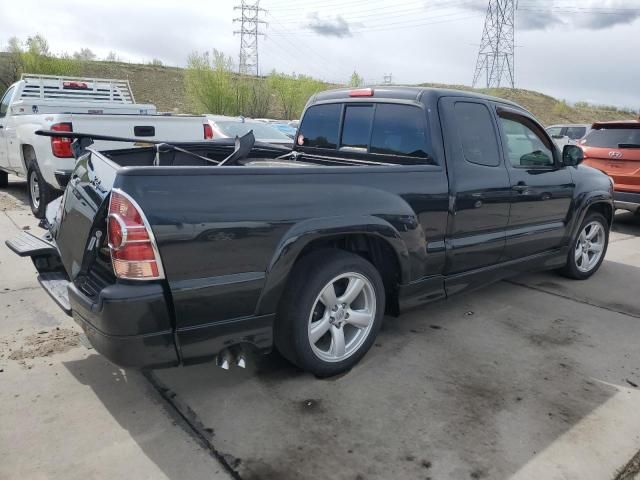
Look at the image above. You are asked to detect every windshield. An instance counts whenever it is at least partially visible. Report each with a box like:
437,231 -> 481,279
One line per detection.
582,127 -> 640,148
215,121 -> 292,141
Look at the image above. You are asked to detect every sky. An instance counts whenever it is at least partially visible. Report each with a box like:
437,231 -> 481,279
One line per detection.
0,0 -> 638,108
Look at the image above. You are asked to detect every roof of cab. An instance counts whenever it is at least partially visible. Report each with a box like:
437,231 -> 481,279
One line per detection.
308,85 -> 523,110
592,119 -> 640,129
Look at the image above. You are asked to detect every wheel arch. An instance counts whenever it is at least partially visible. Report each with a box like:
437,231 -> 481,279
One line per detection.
255,215 -> 410,317
570,196 -> 614,241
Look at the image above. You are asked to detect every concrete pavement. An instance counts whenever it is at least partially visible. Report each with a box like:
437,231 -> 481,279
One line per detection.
1,175 -> 639,479
0,177 -> 232,480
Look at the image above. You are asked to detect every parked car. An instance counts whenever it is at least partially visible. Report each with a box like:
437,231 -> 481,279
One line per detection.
0,74 -> 213,217
254,118 -> 298,138
207,115 -> 293,146
546,124 -> 592,149
579,120 -> 640,213
270,122 -> 297,139
7,86 -> 613,378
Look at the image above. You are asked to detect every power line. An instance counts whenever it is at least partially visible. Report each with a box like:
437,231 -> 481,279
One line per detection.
233,1 -> 267,75
472,0 -> 516,89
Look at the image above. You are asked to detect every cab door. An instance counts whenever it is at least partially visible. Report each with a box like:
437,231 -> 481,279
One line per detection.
495,106 -> 574,259
439,97 -> 512,281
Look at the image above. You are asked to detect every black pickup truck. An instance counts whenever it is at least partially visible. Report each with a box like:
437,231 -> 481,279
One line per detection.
7,87 -> 613,377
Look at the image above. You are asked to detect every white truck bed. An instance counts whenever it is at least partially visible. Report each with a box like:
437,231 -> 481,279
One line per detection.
0,74 -> 210,217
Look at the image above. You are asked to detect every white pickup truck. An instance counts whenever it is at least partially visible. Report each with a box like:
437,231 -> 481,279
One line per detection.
0,74 -> 213,217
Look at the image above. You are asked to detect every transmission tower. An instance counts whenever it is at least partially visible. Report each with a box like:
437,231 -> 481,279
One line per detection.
472,0 -> 516,88
233,1 -> 266,76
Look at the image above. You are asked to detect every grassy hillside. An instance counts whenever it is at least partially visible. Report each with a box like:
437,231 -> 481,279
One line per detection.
1,53 -> 636,125
419,82 -> 636,125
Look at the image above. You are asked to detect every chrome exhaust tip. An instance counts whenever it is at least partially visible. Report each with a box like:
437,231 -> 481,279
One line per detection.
216,350 -> 231,370
236,353 -> 246,369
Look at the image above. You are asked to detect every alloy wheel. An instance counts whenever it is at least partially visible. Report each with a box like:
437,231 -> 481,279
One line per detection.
575,221 -> 605,273
307,272 -> 376,363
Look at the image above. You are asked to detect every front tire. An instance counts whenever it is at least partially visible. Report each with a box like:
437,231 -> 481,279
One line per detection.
27,164 -> 55,218
275,249 -> 385,377
559,212 -> 609,280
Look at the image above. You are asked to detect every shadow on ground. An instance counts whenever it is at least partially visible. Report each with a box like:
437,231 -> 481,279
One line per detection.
612,210 -> 640,236
63,354 -> 222,480
146,276 -> 638,480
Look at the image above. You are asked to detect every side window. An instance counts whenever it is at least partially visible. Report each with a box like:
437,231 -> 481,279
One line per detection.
565,126 -> 586,140
499,116 -> 554,168
0,86 -> 15,118
298,104 -> 341,150
340,105 -> 373,151
370,104 -> 429,159
546,126 -> 562,137
453,102 -> 500,167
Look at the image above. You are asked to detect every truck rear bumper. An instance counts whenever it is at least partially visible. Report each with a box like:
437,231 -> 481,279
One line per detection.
6,231 -> 179,369
69,283 -> 179,369
614,191 -> 640,213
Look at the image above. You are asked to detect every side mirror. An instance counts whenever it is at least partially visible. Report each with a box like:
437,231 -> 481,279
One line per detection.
563,144 -> 584,166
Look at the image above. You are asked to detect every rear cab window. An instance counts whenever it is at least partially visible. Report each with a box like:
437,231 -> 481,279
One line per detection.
297,101 -> 433,165
297,104 -> 341,149
582,126 -> 640,148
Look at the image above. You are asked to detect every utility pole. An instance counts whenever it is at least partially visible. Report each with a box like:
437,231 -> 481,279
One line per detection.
233,1 -> 266,76
472,0 -> 516,88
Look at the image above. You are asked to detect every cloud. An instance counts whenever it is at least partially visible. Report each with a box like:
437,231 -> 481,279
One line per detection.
306,13 -> 352,38
516,8 -> 565,31
461,0 -> 639,31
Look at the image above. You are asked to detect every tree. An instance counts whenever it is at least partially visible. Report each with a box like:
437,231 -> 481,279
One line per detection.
349,70 -> 363,88
25,34 -> 50,56
0,37 -> 23,89
73,48 -> 96,61
2,34 -> 81,84
149,58 -> 163,66
267,71 -> 326,119
105,51 -> 119,62
184,50 -> 238,115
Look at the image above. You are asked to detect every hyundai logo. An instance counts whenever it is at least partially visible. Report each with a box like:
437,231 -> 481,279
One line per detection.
609,151 -> 623,159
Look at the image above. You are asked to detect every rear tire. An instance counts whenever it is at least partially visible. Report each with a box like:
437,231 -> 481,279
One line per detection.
275,249 -> 385,377
0,170 -> 8,188
27,163 -> 55,219
559,211 -> 609,280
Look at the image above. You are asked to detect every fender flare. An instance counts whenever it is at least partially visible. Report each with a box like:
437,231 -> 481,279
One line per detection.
254,215 -> 411,316
568,191 -> 613,241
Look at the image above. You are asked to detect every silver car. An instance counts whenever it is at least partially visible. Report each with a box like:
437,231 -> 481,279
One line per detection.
206,115 -> 293,147
546,124 -> 592,149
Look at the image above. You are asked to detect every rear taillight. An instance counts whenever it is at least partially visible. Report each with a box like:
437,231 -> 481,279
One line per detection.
204,123 -> 214,140
51,122 -> 74,158
107,189 -> 164,280
349,88 -> 373,97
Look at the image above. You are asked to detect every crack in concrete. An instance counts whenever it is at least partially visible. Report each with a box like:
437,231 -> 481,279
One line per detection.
0,286 -> 41,295
505,279 -> 640,319
3,210 -> 22,230
613,448 -> 640,480
143,370 -> 243,480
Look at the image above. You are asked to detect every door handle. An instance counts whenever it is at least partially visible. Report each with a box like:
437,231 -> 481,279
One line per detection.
512,182 -> 528,192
